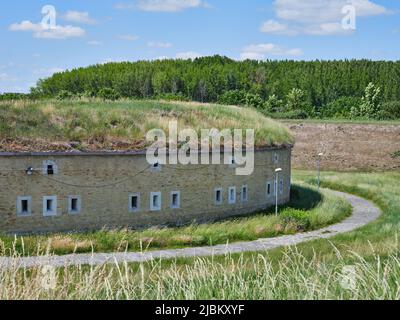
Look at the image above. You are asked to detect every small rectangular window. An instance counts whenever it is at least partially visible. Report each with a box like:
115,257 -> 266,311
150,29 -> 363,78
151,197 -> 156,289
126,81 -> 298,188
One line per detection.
17,196 -> 32,216
43,196 -> 57,217
228,187 -> 236,204
129,193 -> 140,213
68,196 -> 81,214
267,182 -> 272,197
215,188 -> 223,205
241,185 -> 248,202
280,179 -> 284,194
47,165 -> 54,175
150,192 -> 162,211
170,191 -> 181,209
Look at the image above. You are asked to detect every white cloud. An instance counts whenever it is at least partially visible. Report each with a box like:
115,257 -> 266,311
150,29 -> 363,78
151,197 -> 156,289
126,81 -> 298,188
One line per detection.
147,41 -> 172,48
63,11 -> 96,24
87,40 -> 103,46
0,73 -> 18,82
261,0 -> 388,36
260,20 -> 297,36
115,0 -> 208,12
240,43 -> 303,60
275,0 -> 387,23
33,68 -> 65,76
9,20 -> 85,39
175,51 -> 203,59
117,34 -> 139,41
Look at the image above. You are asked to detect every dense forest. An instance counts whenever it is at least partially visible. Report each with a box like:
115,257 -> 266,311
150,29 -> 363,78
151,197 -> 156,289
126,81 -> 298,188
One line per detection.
4,56 -> 400,119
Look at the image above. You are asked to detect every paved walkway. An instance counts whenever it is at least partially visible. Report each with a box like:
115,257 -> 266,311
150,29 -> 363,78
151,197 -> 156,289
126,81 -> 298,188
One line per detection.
0,190 -> 381,269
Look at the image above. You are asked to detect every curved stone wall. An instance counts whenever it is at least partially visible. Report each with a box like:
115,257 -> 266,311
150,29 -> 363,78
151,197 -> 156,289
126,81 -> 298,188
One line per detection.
0,147 -> 292,234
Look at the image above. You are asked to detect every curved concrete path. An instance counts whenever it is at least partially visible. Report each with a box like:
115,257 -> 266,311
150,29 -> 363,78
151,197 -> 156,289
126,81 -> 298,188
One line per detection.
0,190 -> 381,269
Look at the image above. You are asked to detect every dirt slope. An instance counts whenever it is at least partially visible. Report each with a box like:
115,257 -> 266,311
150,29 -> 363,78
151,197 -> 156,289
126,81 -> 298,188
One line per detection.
286,122 -> 400,171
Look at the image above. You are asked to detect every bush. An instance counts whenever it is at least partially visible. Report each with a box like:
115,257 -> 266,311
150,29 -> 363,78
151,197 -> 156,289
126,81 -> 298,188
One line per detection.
280,209 -> 310,229
56,90 -> 75,100
351,82 -> 382,119
157,93 -> 190,102
245,93 -> 264,109
218,90 -> 246,106
267,110 -> 309,119
378,101 -> 400,120
97,88 -> 120,101
263,94 -> 283,113
322,96 -> 362,118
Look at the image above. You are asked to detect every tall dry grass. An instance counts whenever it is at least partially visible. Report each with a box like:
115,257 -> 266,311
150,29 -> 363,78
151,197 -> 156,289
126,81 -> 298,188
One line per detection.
1,246 -> 399,300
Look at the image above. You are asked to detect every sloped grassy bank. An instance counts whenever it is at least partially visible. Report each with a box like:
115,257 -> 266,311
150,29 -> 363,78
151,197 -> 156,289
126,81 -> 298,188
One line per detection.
0,99 -> 294,152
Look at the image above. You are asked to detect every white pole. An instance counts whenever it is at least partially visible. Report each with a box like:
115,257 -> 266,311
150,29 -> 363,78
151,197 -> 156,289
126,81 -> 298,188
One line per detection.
275,173 -> 279,215
275,168 -> 282,215
317,153 -> 323,191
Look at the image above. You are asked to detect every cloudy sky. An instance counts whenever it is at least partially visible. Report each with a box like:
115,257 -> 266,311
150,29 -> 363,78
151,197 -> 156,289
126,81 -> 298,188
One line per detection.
0,0 -> 399,93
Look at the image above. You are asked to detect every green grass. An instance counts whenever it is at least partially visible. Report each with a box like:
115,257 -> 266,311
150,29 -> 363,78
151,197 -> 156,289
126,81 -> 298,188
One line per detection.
0,99 -> 293,151
391,151 -> 400,159
0,185 -> 351,256
0,170 -> 399,300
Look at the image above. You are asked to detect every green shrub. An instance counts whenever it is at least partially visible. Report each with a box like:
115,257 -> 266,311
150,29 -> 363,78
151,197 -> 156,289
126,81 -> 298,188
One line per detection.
264,94 -> 283,113
378,101 -> 400,120
157,93 -> 190,102
322,96 -> 362,118
218,90 -> 246,106
267,110 -> 309,119
351,82 -> 382,119
245,93 -> 264,109
56,90 -> 74,100
97,88 -> 120,101
280,209 -> 310,229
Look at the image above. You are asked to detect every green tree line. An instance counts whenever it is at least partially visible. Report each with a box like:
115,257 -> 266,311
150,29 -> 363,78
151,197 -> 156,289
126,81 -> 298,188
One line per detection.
28,55 -> 400,119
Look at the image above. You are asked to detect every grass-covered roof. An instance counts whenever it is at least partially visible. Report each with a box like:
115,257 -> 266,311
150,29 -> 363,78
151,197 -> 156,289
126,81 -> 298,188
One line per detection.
0,100 -> 294,152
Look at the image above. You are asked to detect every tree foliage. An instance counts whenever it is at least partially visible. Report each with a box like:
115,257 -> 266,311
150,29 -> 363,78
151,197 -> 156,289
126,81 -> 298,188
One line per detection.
29,56 -> 400,119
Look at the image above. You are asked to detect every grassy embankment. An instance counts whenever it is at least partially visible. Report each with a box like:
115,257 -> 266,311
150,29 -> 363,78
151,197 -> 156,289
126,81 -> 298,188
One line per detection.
0,185 -> 351,256
1,171 -> 399,299
0,99 -> 293,151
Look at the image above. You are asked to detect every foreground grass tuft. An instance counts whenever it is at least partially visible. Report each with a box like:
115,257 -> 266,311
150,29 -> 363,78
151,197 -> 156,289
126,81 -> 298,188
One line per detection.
1,247 -> 400,300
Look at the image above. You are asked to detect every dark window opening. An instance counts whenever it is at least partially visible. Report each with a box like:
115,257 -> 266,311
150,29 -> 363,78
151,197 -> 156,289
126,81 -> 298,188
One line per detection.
172,194 -> 178,207
131,196 -> 138,209
46,199 -> 53,211
242,187 -> 248,201
153,195 -> 159,207
71,198 -> 78,211
21,200 -> 28,213
216,190 -> 222,203
267,184 -> 271,195
47,165 -> 54,175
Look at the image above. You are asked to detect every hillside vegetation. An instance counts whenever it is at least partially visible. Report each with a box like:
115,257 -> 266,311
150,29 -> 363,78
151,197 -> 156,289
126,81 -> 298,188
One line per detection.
18,56 -> 400,120
0,99 -> 293,152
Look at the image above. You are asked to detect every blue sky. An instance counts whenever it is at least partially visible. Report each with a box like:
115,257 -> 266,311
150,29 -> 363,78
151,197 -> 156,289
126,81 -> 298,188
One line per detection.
0,0 -> 399,93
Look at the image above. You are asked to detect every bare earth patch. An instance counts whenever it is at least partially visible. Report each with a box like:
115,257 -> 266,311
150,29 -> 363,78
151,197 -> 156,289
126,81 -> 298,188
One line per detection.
286,122 -> 400,171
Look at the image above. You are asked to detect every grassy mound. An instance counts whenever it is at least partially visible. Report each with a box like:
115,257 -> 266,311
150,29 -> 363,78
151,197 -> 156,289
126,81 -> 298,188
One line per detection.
0,99 -> 294,152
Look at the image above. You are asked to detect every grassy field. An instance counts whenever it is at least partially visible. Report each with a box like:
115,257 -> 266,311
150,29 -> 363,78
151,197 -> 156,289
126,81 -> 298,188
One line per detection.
0,170 -> 399,300
0,99 -> 293,151
0,185 -> 351,256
